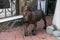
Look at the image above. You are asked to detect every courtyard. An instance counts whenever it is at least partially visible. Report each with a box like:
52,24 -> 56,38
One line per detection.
0,15 -> 56,40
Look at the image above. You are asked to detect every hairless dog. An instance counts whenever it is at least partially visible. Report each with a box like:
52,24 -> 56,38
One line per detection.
23,1 -> 46,36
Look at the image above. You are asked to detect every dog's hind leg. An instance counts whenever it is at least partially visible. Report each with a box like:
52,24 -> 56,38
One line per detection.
32,22 -> 37,35
42,16 -> 47,30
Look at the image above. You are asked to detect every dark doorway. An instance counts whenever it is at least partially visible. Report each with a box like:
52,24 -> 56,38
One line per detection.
47,0 -> 56,15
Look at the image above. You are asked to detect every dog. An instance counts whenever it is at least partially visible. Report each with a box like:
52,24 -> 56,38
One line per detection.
23,6 -> 47,36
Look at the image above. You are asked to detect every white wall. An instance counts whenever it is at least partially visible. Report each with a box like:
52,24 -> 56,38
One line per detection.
52,0 -> 60,30
41,1 -> 46,14
37,0 -> 46,15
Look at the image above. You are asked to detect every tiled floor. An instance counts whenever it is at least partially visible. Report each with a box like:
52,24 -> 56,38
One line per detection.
0,16 -> 55,40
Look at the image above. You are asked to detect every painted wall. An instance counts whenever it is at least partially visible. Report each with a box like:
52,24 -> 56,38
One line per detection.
41,0 -> 46,14
52,0 -> 60,30
19,0 -> 24,15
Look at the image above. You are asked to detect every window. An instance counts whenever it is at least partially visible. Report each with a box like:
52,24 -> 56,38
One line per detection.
0,0 -> 20,18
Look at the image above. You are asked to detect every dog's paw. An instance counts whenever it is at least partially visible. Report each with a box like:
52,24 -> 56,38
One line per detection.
32,30 -> 36,35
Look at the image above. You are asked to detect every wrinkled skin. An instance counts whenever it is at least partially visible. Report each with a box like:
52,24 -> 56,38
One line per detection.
23,7 -> 46,36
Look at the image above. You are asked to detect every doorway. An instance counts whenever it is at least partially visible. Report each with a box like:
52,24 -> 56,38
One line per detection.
47,0 -> 56,15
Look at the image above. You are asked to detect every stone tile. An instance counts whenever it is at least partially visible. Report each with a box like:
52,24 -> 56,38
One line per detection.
7,31 -> 15,40
16,38 -> 24,40
0,16 -> 55,40
0,32 -> 9,40
31,35 -> 40,40
24,36 -> 32,40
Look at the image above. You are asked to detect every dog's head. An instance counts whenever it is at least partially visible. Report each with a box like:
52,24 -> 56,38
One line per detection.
23,6 -> 32,21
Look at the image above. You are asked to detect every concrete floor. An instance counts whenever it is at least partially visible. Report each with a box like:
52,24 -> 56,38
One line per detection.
0,16 -> 56,40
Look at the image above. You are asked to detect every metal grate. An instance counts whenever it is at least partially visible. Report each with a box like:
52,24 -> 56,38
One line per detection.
0,0 -> 19,18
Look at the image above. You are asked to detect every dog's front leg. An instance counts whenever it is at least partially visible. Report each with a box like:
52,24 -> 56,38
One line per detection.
24,23 -> 29,36
42,16 -> 47,30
